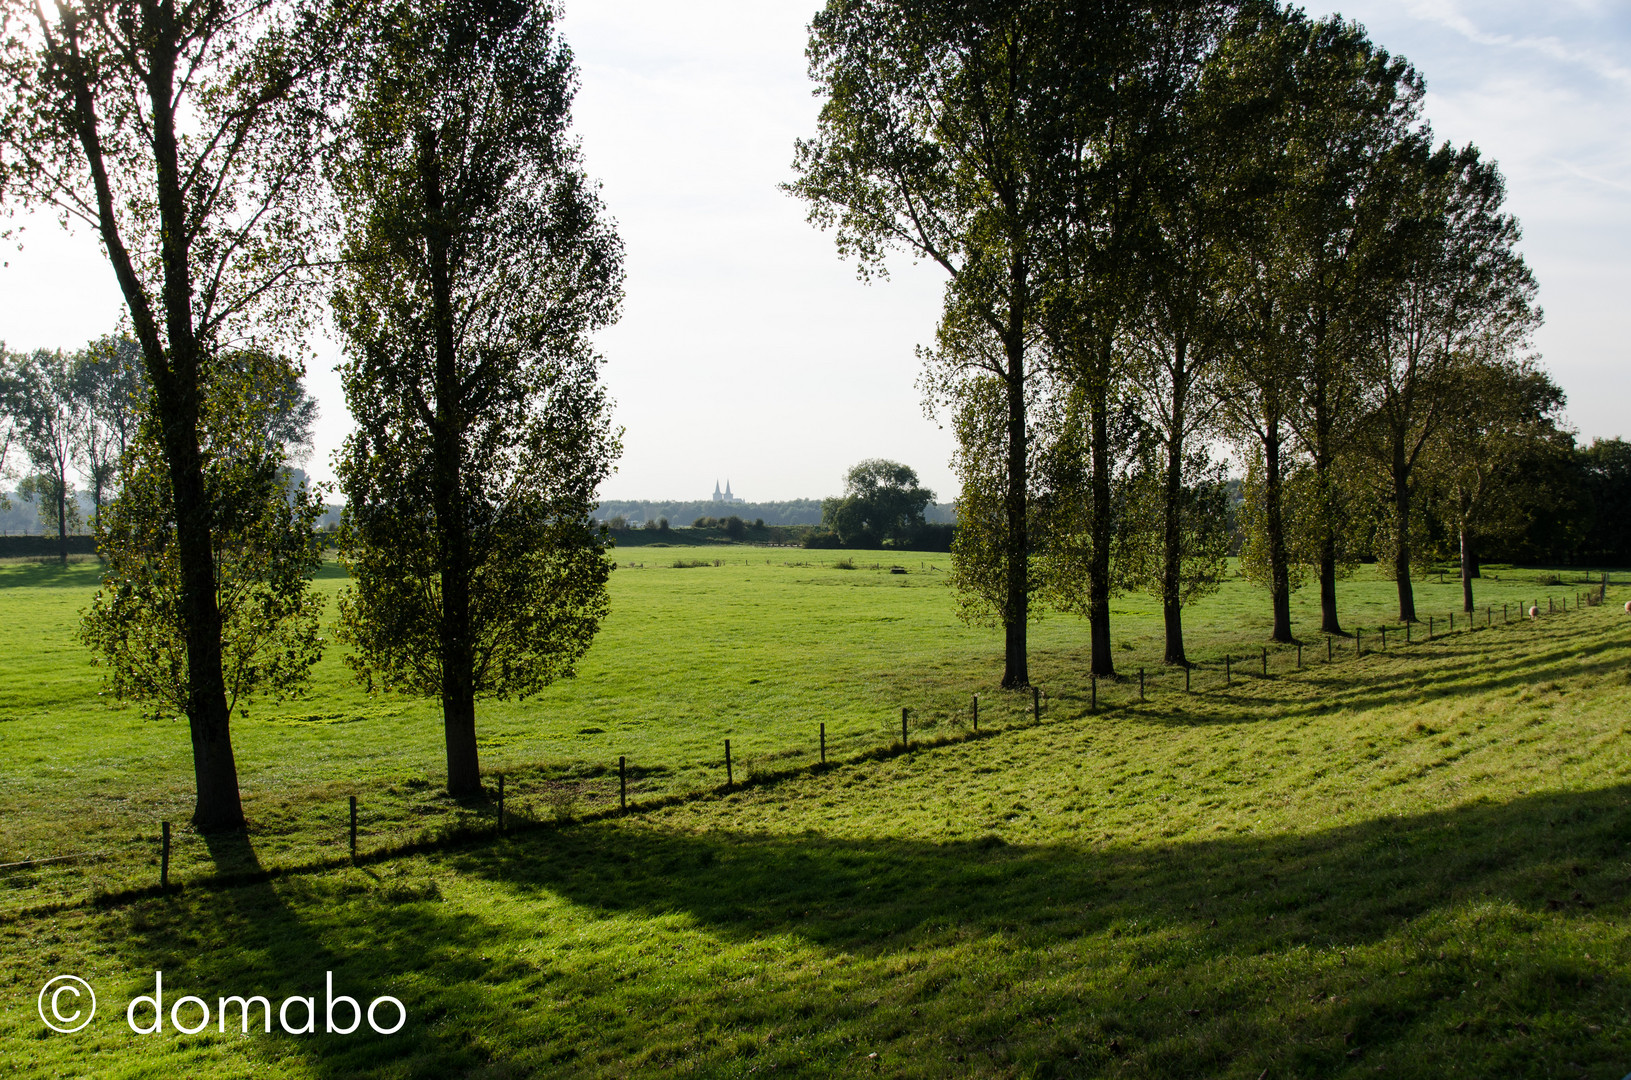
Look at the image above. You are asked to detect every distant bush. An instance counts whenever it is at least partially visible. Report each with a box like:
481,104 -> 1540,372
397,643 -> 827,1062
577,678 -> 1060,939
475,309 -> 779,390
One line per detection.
803,530 -> 843,549
833,557 -> 856,570
672,558 -> 711,568
693,516 -> 715,528
723,515 -> 746,540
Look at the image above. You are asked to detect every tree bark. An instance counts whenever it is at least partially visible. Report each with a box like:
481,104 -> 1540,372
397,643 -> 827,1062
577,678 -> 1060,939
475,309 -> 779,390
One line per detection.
1263,420 -> 1293,642
1391,439 -> 1417,622
1000,340 -> 1029,689
1000,254 -> 1030,690
1309,383 -> 1344,636
421,125 -> 483,796
1161,344 -> 1187,666
1089,337 -> 1115,677
1459,524 -> 1475,613
55,474 -> 68,565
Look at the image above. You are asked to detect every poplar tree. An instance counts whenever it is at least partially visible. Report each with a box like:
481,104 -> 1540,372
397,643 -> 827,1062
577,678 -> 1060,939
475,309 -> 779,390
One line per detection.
1428,358 -> 1563,613
1358,144 -> 1539,622
1273,16 -> 1423,638
331,0 -> 623,797
3,348 -> 84,563
792,0 -> 1087,689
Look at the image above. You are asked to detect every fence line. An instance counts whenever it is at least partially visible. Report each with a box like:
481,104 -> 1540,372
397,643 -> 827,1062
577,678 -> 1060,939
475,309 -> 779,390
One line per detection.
0,585 -> 1615,921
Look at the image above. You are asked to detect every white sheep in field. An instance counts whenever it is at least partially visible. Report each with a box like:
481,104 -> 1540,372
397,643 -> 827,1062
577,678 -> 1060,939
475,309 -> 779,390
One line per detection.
1529,605 -> 1539,619
1624,600 -> 1630,614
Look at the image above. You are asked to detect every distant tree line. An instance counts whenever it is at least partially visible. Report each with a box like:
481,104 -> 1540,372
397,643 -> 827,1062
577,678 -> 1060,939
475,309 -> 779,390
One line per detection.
791,0 -> 1591,688
596,499 -> 825,527
594,497 -> 958,529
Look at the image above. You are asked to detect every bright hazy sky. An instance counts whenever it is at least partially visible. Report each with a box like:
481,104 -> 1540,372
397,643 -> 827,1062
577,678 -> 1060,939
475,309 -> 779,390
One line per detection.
1,1 -> 1625,502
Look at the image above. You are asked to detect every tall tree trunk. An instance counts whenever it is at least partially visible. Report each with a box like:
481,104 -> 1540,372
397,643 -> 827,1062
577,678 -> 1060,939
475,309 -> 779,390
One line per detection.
148,29 -> 242,831
1310,386 -> 1344,636
1459,524 -> 1475,613
1161,450 -> 1186,664
1391,440 -> 1416,622
1161,348 -> 1187,666
55,473 -> 68,565
1088,339 -> 1115,677
421,127 -> 482,796
1000,317 -> 1029,689
1263,420 -> 1293,642
1000,253 -> 1029,690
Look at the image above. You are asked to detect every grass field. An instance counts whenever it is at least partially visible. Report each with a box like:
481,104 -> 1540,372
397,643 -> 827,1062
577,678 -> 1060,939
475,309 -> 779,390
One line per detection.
1,547 -> 1628,1076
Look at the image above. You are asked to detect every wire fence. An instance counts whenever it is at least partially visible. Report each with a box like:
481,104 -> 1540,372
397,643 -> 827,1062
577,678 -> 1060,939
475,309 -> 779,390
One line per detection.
0,577 -> 1619,921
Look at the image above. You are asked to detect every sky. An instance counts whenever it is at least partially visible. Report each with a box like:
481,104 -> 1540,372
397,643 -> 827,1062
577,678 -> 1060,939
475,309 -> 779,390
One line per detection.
1,0 -> 1626,503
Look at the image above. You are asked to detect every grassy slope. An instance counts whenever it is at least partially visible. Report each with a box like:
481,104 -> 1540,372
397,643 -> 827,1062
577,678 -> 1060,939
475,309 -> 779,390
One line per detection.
0,553 -> 1627,1077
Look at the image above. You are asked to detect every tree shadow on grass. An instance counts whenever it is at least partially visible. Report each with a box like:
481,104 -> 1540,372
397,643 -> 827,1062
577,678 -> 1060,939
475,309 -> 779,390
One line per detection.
1121,618 -> 1629,729
437,784 -> 1628,1077
93,786 -> 1631,1078
107,830 -> 493,1080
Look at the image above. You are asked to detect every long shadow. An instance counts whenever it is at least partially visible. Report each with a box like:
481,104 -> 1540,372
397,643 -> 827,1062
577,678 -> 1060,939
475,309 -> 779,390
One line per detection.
83,785 -> 1630,1077
1126,617 -> 1629,728
106,829 -> 485,1079
451,786 -> 1629,959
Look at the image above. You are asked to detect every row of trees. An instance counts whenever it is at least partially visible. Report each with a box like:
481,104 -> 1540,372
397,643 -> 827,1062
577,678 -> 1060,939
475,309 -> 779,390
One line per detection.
0,339 -> 143,554
791,0 -> 1562,686
1,0 -> 619,826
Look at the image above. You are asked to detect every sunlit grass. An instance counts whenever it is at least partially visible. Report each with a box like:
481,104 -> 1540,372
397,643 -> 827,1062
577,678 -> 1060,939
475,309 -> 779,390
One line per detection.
0,549 -> 1627,1077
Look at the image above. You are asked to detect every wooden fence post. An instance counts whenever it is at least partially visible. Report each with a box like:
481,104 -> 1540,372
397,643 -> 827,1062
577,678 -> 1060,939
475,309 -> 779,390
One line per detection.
820,724 -> 826,763
725,739 -> 733,788
160,821 -> 170,891
902,707 -> 909,749
1327,637 -> 1332,662
1225,655 -> 1231,686
972,695 -> 978,732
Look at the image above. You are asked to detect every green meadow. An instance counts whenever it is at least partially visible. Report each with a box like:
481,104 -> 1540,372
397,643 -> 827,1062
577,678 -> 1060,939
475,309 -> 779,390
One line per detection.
1,545 -> 1628,1077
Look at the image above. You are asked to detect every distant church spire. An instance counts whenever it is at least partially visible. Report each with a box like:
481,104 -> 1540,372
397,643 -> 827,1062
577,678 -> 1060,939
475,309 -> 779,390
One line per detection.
725,478 -> 734,501
713,479 -> 723,501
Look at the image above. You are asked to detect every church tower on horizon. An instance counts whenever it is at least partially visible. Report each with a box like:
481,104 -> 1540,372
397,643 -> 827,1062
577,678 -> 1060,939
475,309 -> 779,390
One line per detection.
711,479 -> 742,503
